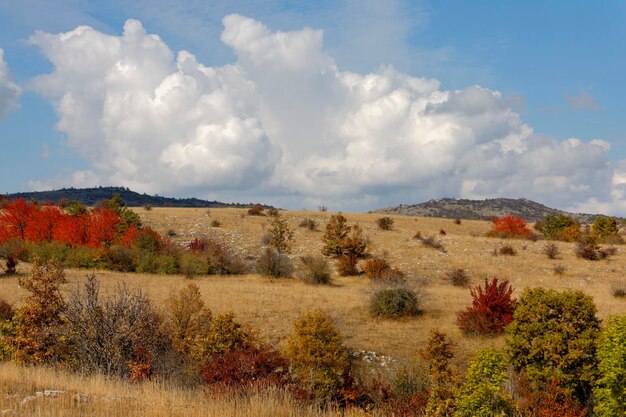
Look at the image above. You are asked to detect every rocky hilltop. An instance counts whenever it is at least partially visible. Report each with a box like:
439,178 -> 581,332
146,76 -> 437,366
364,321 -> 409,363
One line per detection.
374,197 -> 612,223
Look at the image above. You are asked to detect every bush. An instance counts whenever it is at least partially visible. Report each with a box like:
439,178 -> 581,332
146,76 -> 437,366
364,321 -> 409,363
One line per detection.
376,217 -> 394,230
454,349 -> 515,417
297,255 -> 331,285
283,310 -> 351,400
506,288 -> 600,403
362,255 -> 390,280
575,241 -> 617,261
255,247 -> 294,278
369,287 -> 421,318
9,260 -> 67,364
321,214 -> 351,256
247,204 -> 265,216
192,313 -> 252,362
515,376 -> 589,417
64,275 -> 168,378
457,278 -> 516,336
162,284 -> 212,358
453,218 -> 462,225
335,254 -> 359,276
553,264 -> 566,276
591,216 -> 620,243
210,219 -> 221,227
415,234 -> 446,252
199,345 -> 289,390
142,204 -> 153,211
298,218 -> 318,231
537,214 -> 580,241
446,268 -> 469,287
0,298 -> 14,321
495,244 -> 516,256
593,315 -> 626,417
543,242 -> 560,259
188,237 -> 247,275
487,215 -> 533,238
610,281 -> 626,298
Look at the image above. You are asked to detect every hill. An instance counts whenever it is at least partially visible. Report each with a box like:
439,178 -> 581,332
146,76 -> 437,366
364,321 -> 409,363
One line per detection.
374,197 -> 611,223
4,186 -> 255,208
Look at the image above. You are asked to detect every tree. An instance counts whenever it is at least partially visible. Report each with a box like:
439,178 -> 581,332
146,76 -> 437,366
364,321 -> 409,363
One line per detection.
591,216 -> 619,243
266,213 -> 294,254
10,260 -> 67,364
593,315 -> 626,417
283,310 -> 350,400
454,349 -> 516,417
506,288 -> 600,403
421,330 -> 459,417
321,214 -> 351,256
487,215 -> 532,238
537,214 -> 580,242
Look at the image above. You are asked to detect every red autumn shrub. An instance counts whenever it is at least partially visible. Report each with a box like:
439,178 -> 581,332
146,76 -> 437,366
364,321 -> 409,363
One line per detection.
25,204 -> 63,242
515,377 -> 588,417
488,215 -> 533,238
53,214 -> 89,246
199,345 -> 289,390
457,278 -> 517,335
87,208 -> 121,248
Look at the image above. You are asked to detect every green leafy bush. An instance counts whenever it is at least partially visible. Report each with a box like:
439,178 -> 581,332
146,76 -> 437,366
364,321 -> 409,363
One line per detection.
506,288 -> 600,403
420,330 -> 459,417
593,315 -> 626,417
537,214 -> 580,242
369,287 -> 421,318
283,310 -> 351,400
591,216 -> 620,243
454,348 -> 515,417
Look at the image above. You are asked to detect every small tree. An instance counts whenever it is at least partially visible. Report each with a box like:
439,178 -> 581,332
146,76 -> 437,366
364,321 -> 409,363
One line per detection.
421,330 -> 459,417
377,217 -> 394,230
537,214 -> 579,241
457,278 -> 516,336
10,260 -> 67,364
593,315 -> 626,417
321,214 -> 351,256
283,310 -> 351,400
454,349 -> 515,417
487,215 -> 532,238
591,216 -> 620,243
506,288 -> 600,404
266,213 -> 294,254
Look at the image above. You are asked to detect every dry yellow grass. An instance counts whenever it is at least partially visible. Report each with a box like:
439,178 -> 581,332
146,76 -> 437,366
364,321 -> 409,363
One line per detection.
1,207 -> 625,369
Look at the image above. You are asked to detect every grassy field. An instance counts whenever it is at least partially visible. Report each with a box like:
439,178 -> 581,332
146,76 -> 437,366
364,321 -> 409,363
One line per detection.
1,207 -> 625,415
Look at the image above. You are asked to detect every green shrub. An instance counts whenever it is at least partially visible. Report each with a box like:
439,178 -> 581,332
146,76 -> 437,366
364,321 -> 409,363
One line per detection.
377,217 -> 394,230
192,313 -> 252,363
537,214 -> 580,241
369,287 -> 421,318
593,315 -> 626,417
610,281 -> 626,298
135,252 -> 178,274
298,218 -> 318,231
255,247 -> 293,278
591,216 -> 620,243
506,288 -> 600,403
178,251 -> 209,279
454,348 -> 516,417
266,213 -> 294,254
283,310 -> 351,400
103,245 -> 135,272
297,255 -> 331,285
321,214 -> 350,256
210,219 -> 221,227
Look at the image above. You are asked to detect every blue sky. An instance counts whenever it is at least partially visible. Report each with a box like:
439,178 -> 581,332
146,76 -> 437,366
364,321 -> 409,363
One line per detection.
0,1 -> 625,213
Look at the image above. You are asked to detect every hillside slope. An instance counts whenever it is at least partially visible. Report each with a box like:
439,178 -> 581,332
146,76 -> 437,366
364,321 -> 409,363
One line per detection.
374,197 -> 611,223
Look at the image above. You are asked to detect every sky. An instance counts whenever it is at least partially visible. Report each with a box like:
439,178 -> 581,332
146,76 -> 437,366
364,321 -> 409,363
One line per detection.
0,1 -> 625,214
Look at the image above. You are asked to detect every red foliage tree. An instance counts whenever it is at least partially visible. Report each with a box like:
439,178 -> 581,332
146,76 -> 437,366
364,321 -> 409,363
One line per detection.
457,277 -> 517,335
53,213 -> 90,246
516,377 -> 588,417
25,203 -> 63,242
86,208 -> 121,248
0,199 -> 38,240
489,215 -> 533,238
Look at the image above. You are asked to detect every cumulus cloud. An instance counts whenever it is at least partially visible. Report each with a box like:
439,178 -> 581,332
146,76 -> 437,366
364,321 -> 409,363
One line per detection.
0,48 -> 21,119
28,16 -> 626,212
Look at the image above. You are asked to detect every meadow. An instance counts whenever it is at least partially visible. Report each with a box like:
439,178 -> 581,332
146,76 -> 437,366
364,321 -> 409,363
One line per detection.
1,207 -> 625,416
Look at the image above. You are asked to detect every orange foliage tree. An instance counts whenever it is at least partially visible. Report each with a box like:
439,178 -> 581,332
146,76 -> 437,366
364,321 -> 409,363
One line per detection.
488,215 -> 533,238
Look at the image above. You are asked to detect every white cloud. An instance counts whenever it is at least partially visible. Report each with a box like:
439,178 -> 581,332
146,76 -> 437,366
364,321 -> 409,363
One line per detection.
566,90 -> 603,112
28,16 -> 626,212
0,48 -> 21,119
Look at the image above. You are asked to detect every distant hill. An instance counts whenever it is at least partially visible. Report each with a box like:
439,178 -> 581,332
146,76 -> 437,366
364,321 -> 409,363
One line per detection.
4,187 -> 257,208
374,197 -> 615,223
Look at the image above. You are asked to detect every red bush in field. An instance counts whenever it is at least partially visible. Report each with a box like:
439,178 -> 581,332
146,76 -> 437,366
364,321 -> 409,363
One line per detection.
199,345 -> 289,390
53,214 -> 89,246
457,278 -> 517,335
86,208 -> 121,248
488,215 -> 533,238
